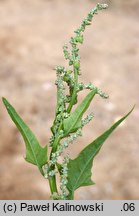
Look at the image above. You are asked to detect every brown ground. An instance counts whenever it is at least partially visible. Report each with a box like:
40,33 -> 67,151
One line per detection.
0,0 -> 139,200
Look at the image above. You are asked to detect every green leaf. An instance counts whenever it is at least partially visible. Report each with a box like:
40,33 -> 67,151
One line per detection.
2,97 -> 48,175
67,106 -> 134,199
63,89 -> 97,135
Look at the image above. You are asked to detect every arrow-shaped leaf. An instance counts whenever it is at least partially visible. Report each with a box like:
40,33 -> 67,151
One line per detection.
63,89 -> 97,135
67,106 -> 134,199
2,97 -> 48,175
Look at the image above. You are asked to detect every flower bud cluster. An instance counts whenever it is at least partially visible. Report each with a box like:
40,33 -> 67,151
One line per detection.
66,3 -> 108,73
77,82 -> 109,99
42,164 -> 58,179
46,128 -> 82,179
97,88 -> 109,99
50,156 -> 70,200
51,67 -> 66,138
63,129 -> 82,147
64,42 -> 80,72
74,3 -> 108,35
63,44 -> 71,60
96,3 -> 108,10
55,66 -> 67,75
51,192 -> 61,200
60,156 -> 69,199
55,65 -> 74,104
51,129 -> 82,163
55,76 -> 65,110
82,113 -> 94,127
77,82 -> 96,91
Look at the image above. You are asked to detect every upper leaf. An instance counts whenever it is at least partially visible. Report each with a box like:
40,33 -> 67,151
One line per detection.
63,89 -> 97,135
67,106 -> 134,199
2,97 -> 48,175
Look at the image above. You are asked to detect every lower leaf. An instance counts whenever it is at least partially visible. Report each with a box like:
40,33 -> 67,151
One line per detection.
2,97 -> 48,175
67,106 -> 134,199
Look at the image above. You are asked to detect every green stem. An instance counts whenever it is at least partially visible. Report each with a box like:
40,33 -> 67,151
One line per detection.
51,123 -> 62,154
48,123 -> 63,197
67,68 -> 78,113
48,174 -> 58,195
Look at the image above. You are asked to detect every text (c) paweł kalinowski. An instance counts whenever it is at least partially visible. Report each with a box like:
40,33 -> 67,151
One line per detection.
20,202 -> 103,212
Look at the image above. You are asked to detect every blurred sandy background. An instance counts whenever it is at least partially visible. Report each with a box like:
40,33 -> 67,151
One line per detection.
0,0 -> 139,200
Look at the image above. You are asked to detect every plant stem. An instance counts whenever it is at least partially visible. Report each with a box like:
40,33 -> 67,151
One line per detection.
49,174 -> 58,195
48,123 -> 63,197
48,67 -> 78,198
67,68 -> 78,113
